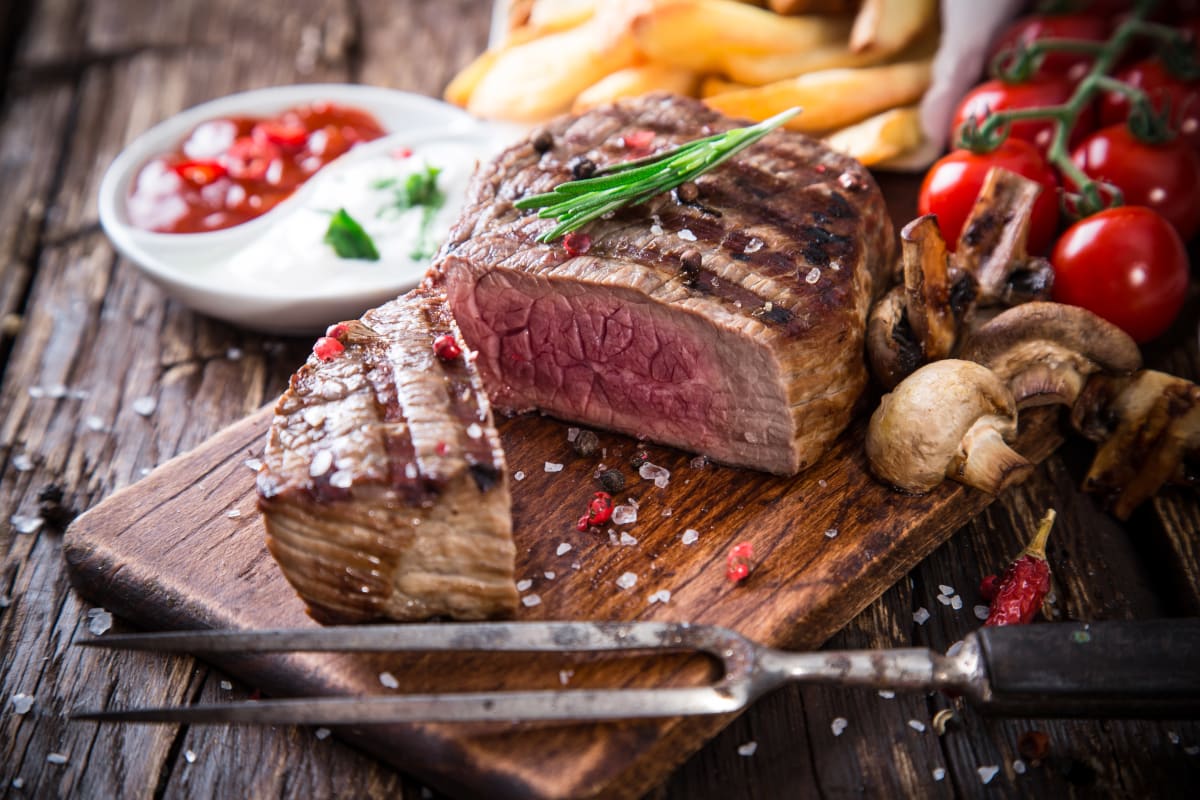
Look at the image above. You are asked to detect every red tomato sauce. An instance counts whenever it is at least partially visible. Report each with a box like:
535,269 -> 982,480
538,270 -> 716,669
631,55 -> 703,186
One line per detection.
128,102 -> 386,233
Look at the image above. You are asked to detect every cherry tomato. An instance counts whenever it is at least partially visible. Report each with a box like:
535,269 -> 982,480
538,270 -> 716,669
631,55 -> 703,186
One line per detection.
171,159 -> 227,186
223,136 -> 282,182
1070,124 -> 1200,239
918,140 -> 1060,253
1051,206 -> 1189,342
951,78 -> 1093,156
989,14 -> 1109,81
252,121 -> 309,149
1098,59 -> 1200,151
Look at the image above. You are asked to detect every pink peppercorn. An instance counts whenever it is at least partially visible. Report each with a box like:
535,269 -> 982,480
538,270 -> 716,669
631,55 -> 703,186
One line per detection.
620,129 -> 655,151
325,322 -> 349,339
313,336 -> 345,361
563,232 -> 592,256
433,333 -> 462,361
726,541 -> 754,583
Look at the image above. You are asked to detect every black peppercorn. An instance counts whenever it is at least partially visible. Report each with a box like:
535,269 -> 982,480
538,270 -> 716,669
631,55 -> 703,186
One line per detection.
630,449 -> 650,469
531,129 -> 554,153
597,469 -> 626,494
675,181 -> 700,203
572,429 -> 600,457
569,156 -> 596,180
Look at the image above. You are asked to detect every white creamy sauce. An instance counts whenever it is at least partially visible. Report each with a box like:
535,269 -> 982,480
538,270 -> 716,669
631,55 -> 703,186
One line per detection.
224,140 -> 476,294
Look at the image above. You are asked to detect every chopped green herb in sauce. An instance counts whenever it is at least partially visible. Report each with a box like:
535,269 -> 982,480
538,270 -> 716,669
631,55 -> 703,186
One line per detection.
376,164 -> 445,260
324,208 -> 380,261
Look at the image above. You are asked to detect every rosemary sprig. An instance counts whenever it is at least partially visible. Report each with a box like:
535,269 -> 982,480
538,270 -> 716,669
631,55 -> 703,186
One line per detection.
515,107 -> 801,243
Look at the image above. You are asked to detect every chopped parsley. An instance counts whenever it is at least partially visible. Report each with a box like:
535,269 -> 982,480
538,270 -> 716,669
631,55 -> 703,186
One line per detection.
324,208 -> 380,261
376,163 -> 445,260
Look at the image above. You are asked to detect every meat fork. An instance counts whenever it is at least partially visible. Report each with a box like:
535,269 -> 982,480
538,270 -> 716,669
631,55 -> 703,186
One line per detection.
73,619 -> 1200,724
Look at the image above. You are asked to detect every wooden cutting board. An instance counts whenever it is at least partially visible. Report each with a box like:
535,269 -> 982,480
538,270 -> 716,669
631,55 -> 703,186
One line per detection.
63,401 -> 1060,799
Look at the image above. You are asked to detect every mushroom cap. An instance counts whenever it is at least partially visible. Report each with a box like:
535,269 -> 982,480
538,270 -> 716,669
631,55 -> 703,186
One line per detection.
866,287 -> 921,390
866,359 -> 1018,493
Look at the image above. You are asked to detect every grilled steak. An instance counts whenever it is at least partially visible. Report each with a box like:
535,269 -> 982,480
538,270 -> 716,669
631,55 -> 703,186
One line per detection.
433,94 -> 894,475
257,289 -> 517,624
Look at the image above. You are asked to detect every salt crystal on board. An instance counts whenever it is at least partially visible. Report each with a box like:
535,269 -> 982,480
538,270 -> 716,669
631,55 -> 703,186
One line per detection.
87,608 -> 113,636
46,753 -> 68,765
514,471 -> 525,481
12,453 -> 33,471
12,778 -> 24,789
184,750 -> 196,763
379,672 -> 399,689
932,768 -> 946,781
939,584 -> 955,596
639,462 -> 669,483
544,462 -> 563,473
516,579 -> 533,592
522,594 -> 542,607
908,720 -> 926,733
612,505 -> 638,525
978,765 -> 999,784
619,532 -> 638,546
227,348 -> 243,361
936,594 -> 952,606
974,605 -> 990,620
878,690 -> 895,699
556,543 -> 572,556
567,427 -> 580,442
1013,759 -> 1027,775
28,386 -> 45,398
824,528 -> 838,539
11,514 -> 43,535
737,741 -> 758,757
682,529 -> 699,545
831,717 -> 848,736
648,589 -> 671,604
616,572 -> 638,590
913,607 -> 930,625
315,728 -> 331,740
1185,745 -> 1200,756
544,571 -> 556,580
131,396 -> 157,417
10,693 -> 34,714
85,416 -> 106,432
1169,731 -> 1181,744
220,681 -> 232,691
226,508 -> 243,518
559,670 -> 574,685
950,595 -> 963,610
244,458 -> 262,471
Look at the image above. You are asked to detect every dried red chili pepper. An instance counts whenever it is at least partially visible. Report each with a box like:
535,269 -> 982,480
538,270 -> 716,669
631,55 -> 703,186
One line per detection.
576,491 -> 613,530
984,509 -> 1055,627
726,541 -> 754,583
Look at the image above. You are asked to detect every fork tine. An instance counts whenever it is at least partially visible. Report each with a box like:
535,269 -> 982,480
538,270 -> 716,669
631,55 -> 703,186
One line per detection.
72,686 -> 747,725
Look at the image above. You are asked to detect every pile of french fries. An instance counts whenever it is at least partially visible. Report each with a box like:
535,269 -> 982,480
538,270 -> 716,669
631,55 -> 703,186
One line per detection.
446,0 -> 939,167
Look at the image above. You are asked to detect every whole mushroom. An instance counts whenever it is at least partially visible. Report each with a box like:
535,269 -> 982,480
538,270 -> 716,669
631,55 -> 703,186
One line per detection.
867,359 -> 1033,494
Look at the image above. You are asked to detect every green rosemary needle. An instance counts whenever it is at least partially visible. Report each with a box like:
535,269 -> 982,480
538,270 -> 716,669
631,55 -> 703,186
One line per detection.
515,106 -> 801,243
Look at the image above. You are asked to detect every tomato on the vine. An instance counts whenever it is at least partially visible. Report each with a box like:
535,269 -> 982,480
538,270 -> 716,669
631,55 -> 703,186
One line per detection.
1070,123 -> 1200,239
989,14 -> 1109,82
951,78 -> 1093,156
1098,58 -> 1200,151
918,139 -> 1060,253
1051,206 -> 1189,343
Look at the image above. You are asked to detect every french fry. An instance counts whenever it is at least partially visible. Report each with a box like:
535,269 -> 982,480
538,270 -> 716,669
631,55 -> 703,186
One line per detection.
444,49 -> 501,108
700,75 -> 749,98
528,0 -> 597,32
573,64 -> 699,112
466,22 -> 639,121
769,0 -> 856,13
822,105 -> 923,166
631,0 -> 851,73
850,0 -> 937,56
703,58 -> 933,132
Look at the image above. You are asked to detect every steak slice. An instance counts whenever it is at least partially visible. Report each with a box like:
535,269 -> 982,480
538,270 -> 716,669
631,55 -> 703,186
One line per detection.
433,94 -> 894,475
257,289 -> 517,624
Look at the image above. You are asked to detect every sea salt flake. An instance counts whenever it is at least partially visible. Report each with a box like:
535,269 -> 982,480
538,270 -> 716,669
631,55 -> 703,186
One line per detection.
184,750 -> 196,763
878,690 -> 895,699
10,693 -> 34,714
87,608 -> 113,636
556,543 -> 572,556
220,680 -> 232,690
85,415 -> 107,432
309,450 -> 333,477
932,767 -> 946,782
831,717 -> 848,736
12,453 -> 33,471
571,561 -> 581,570
737,741 -> 758,756
244,458 -> 263,471
131,396 -> 157,416
466,422 -> 483,439
329,471 -> 353,489
12,778 -> 24,789
677,228 -> 697,242
567,427 -> 580,442
744,237 -> 763,254
936,594 -> 953,606
0,596 -> 10,608
974,604 -> 991,620
522,594 -> 542,607
824,528 -> 838,539
1013,759 -> 1027,774
939,584 -> 955,596
682,529 -> 699,545
379,671 -> 399,689
650,224 -> 664,235
47,385 -> 68,398
315,727 -> 331,740
28,386 -> 45,398
226,508 -> 242,518
639,462 -> 670,484
689,455 -> 708,469
516,579 -> 533,592
913,607 -> 930,625
46,753 -> 68,765
950,595 -> 964,610
978,765 -> 999,784
619,531 -> 638,546
544,461 -> 563,473
514,471 -> 526,481
1169,731 -> 1181,744
616,571 -> 638,590
227,347 -> 243,361
648,589 -> 671,604
11,514 -> 44,535
908,719 -> 926,732
661,508 -> 673,517
559,670 -> 574,685
544,571 -> 556,580
805,267 -> 821,284
947,640 -> 965,657
612,505 -> 638,525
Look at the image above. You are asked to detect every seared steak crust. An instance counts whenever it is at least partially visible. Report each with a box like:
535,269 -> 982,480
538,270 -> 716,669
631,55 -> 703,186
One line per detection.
434,94 -> 894,475
258,289 -> 517,623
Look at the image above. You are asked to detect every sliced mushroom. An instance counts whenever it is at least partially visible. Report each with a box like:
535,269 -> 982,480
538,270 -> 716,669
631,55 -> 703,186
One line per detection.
867,359 -> 1033,494
1070,370 -> 1200,519
955,167 -> 1055,307
960,302 -> 1142,410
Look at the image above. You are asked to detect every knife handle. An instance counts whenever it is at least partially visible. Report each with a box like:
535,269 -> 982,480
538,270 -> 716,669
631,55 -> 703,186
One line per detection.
972,619 -> 1200,719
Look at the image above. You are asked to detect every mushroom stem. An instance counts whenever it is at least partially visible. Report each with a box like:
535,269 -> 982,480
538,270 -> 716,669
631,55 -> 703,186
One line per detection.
955,415 -> 1034,494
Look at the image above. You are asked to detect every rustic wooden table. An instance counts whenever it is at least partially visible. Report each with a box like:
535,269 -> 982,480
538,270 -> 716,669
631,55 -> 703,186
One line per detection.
2,1 -> 1199,797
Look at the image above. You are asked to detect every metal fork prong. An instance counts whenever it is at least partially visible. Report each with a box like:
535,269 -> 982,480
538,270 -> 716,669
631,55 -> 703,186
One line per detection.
72,686 -> 748,725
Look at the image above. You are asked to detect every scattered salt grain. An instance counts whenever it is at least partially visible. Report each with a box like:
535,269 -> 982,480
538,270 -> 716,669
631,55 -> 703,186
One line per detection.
913,607 -> 930,625
329,471 -> 353,489
661,508 -> 673,517
184,750 -> 196,763
516,579 -> 533,592
244,458 -> 263,471
544,462 -> 563,473
226,508 -> 242,518
46,753 -> 68,765
932,767 -> 946,782
514,471 -> 525,481
1169,731 -> 1181,744
947,640 -> 965,657
689,455 -> 708,469
28,386 -> 45,398
619,531 -> 638,546
1185,745 -> 1200,755
612,505 -> 638,525
831,717 -> 848,737
556,542 -> 572,556
220,680 -> 232,691
682,529 -> 699,545
544,572 -> 556,581
466,423 -> 483,439
648,589 -> 671,604
1013,759 -> 1027,775
309,450 -> 333,477
10,693 -> 34,714
47,385 -> 68,398
678,228 -> 697,242
824,528 -> 838,539
139,467 -> 152,477
639,462 -> 670,485
227,347 -> 243,361
805,267 -> 821,284
131,396 -> 157,417
87,608 -> 113,636
12,778 -> 24,789
0,596 -> 10,608
744,237 -> 764,254
315,728 -> 331,740
938,584 -> 955,596
829,260 -> 842,271
85,415 -> 107,432
650,224 -> 664,236
572,561 -> 581,570
13,453 -> 33,471
567,427 -> 580,442
737,741 -> 758,757
379,671 -> 399,689
10,514 -> 43,535
950,595 -> 964,610
522,594 -> 542,607
936,594 -> 953,606
559,670 -> 574,685
818,479 -> 827,487
974,604 -> 991,620
878,690 -> 895,699
616,572 -> 638,590
908,720 -> 926,732
978,765 -> 999,784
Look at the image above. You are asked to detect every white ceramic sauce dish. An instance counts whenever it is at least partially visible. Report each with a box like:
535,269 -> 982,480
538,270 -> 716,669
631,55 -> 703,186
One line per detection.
98,84 -> 507,334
